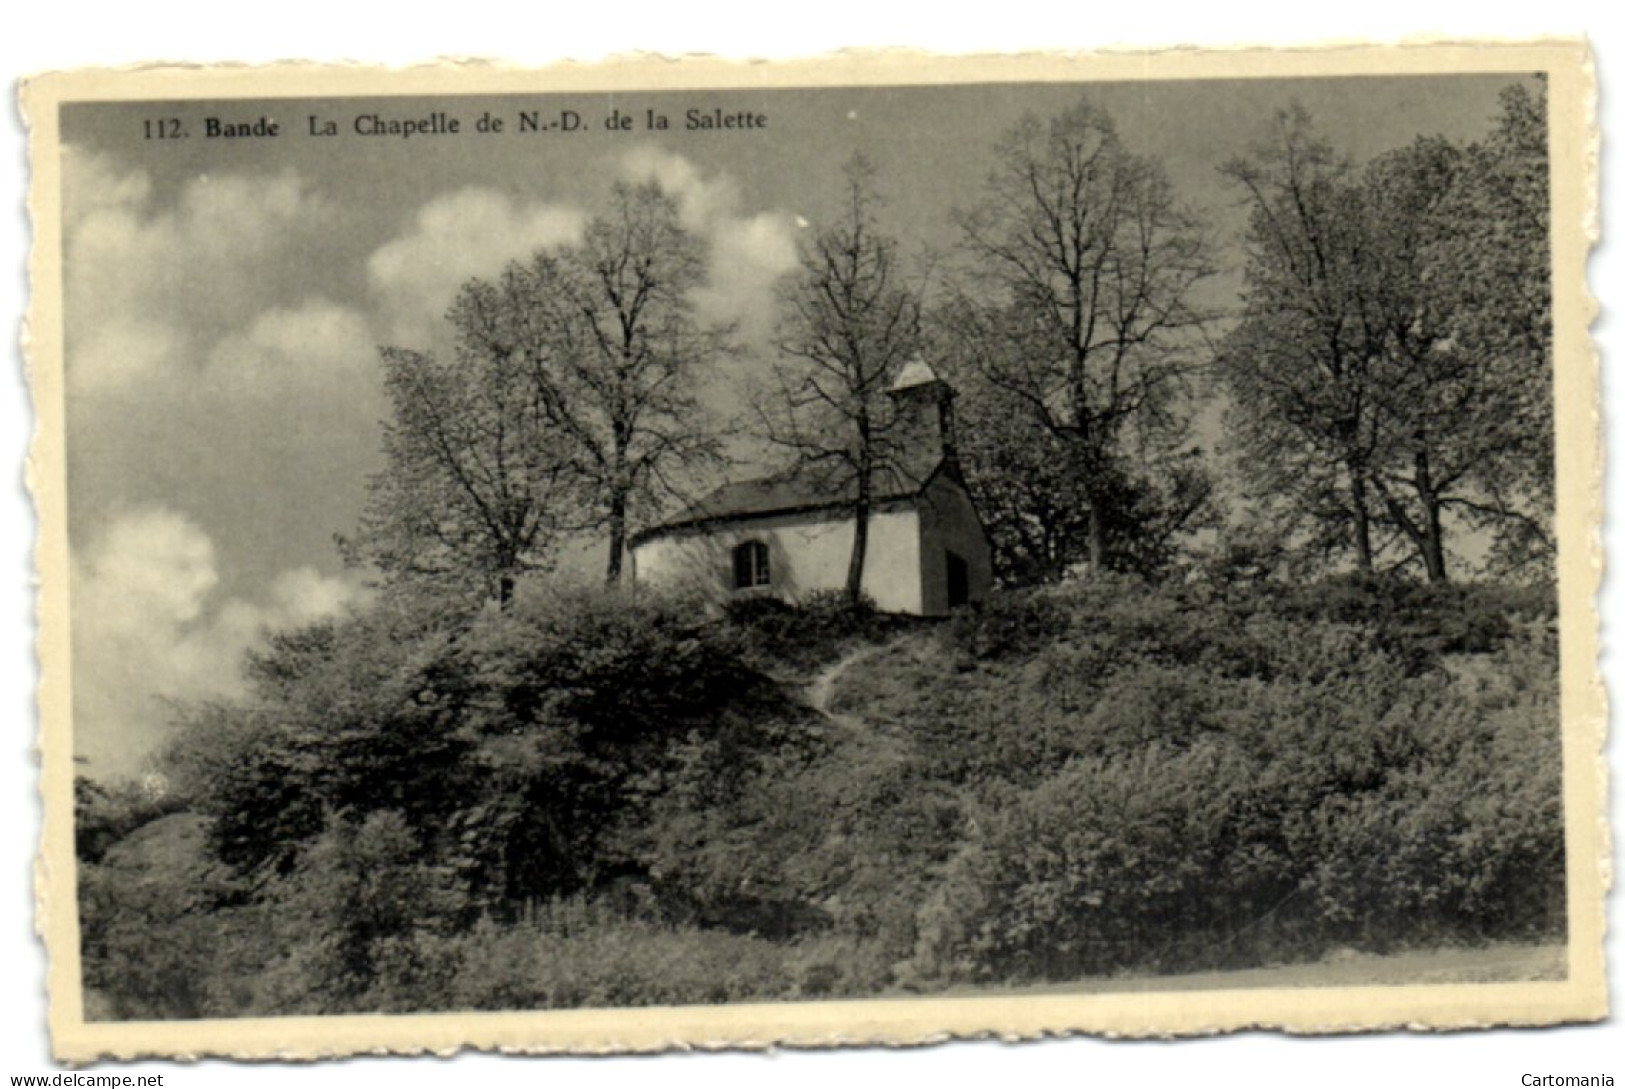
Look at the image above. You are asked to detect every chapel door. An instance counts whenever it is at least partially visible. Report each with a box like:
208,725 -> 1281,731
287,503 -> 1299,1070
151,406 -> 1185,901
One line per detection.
946,550 -> 969,609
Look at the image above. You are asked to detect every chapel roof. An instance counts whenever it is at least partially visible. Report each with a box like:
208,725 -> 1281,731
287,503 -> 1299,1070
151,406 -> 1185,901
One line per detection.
631,457 -> 950,546
890,357 -> 943,392
632,357 -> 961,547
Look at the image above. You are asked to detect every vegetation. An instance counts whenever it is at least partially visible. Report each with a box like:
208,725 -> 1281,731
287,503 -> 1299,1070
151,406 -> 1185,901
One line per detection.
942,99 -> 1218,581
757,155 -> 926,605
78,575 -> 1562,1017
1217,86 -> 1552,582
76,84 -> 1564,1018
342,182 -> 731,597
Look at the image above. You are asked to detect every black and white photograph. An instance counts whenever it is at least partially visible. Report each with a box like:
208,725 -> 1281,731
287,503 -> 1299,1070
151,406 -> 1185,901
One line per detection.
19,42 -> 1604,1061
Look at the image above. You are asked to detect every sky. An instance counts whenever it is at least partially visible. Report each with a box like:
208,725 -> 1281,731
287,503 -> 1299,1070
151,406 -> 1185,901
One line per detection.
56,74 -> 1530,777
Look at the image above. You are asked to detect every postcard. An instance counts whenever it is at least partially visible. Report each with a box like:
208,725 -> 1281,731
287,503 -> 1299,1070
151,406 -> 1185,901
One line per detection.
22,42 -> 1603,1060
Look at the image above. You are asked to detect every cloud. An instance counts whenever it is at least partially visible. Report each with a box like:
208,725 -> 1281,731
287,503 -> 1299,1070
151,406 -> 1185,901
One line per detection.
367,187 -> 586,345
619,146 -> 740,231
617,148 -> 801,339
63,152 -> 328,396
66,291 -> 387,624
701,211 -> 801,334
70,507 -> 370,779
364,159 -> 798,352
70,317 -> 184,393
61,145 -> 152,228
204,298 -> 378,399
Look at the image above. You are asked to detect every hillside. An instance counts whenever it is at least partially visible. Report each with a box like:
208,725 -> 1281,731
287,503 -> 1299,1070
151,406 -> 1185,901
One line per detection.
75,575 -> 1564,1018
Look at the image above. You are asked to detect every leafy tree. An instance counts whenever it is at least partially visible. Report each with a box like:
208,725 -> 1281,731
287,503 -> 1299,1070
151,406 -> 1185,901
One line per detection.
949,99 -> 1217,578
347,182 -> 730,596
945,371 -> 1090,585
1220,89 -> 1553,583
945,352 -> 1214,584
1218,106 -> 1389,574
758,157 -> 924,603
1356,136 -> 1472,583
1422,83 -> 1554,574
342,327 -> 579,603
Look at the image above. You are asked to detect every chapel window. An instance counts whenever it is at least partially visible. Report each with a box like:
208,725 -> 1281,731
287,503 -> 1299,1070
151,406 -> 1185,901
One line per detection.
733,540 -> 771,589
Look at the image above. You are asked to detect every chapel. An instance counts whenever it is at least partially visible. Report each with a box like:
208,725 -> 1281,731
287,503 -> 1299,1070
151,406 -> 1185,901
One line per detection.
628,360 -> 993,616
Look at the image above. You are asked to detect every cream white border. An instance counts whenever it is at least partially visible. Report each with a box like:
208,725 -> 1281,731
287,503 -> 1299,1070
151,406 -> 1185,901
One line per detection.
21,42 -> 1604,1062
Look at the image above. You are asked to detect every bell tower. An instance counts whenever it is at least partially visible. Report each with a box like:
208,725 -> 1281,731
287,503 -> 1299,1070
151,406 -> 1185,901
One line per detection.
887,358 -> 958,475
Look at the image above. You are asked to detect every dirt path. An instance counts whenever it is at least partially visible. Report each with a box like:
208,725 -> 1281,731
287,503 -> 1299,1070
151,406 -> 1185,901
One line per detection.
805,641 -> 888,723
802,638 -> 924,765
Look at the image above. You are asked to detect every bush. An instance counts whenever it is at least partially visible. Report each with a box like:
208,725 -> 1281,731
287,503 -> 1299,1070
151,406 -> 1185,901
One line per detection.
1305,627 -> 1564,946
165,584 -> 785,911
444,899 -> 791,1009
247,809 -> 469,1014
75,775 -> 187,865
922,741 -> 1279,981
946,585 -> 1076,660
438,897 -> 911,1010
78,813 -> 263,1020
628,694 -> 960,970
1276,574 -> 1557,670
899,592 -> 1566,983
96,573 -> 1561,1016
724,589 -> 889,672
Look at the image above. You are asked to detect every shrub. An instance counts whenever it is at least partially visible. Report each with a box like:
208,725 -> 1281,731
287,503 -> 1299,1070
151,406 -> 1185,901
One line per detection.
1305,628 -> 1564,946
78,813 -> 263,1020
628,697 -> 960,971
908,603 -> 1565,982
165,583 -> 783,912
104,572 -> 1562,1015
444,899 -> 791,1009
925,741 -> 1278,981
75,775 -> 187,865
946,585 -> 1076,660
724,589 -> 888,672
246,809 -> 469,1014
1276,574 -> 1557,669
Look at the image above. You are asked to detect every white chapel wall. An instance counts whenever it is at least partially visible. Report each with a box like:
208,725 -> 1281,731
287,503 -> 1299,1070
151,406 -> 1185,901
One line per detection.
631,505 -> 924,614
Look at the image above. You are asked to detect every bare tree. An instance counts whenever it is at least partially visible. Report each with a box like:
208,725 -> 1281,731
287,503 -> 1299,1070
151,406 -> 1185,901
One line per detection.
562,182 -> 731,582
953,99 -> 1217,576
758,157 -> 923,604
451,182 -> 732,585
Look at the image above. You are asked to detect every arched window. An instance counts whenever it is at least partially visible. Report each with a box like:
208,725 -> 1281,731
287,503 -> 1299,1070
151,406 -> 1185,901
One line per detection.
733,540 -> 771,589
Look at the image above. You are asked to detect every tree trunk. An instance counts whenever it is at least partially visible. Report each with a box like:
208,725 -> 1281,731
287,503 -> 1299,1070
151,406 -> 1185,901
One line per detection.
1350,474 -> 1375,574
605,491 -> 627,585
1085,498 -> 1106,576
1420,519 -> 1448,584
1373,453 -> 1450,585
846,499 -> 870,605
846,419 -> 874,605
1415,451 -> 1448,584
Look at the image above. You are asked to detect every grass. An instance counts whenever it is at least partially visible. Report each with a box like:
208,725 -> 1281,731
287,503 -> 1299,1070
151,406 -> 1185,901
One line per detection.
921,942 -> 1567,999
